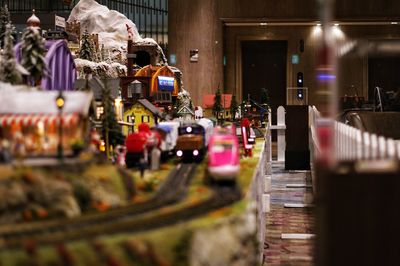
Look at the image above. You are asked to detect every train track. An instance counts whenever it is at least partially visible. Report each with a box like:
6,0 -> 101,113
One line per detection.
0,164 -> 196,244
0,164 -> 242,248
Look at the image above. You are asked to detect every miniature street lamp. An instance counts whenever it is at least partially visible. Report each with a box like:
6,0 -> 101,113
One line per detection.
56,90 -> 65,161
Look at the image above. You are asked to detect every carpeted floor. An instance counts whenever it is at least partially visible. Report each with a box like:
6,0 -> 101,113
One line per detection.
263,161 -> 314,265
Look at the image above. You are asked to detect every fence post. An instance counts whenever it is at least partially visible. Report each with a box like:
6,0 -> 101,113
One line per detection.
270,106 -> 286,162
363,132 -> 371,159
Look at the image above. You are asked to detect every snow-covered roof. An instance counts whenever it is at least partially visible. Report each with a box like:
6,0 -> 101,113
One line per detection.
0,83 -> 93,115
178,106 -> 194,116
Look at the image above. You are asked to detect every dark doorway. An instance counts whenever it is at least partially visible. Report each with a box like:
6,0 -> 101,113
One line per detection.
368,55 -> 400,102
242,40 -> 287,137
136,50 -> 151,67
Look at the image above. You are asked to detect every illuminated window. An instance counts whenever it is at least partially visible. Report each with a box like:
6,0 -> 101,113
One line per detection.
142,115 -> 150,123
96,106 -> 104,119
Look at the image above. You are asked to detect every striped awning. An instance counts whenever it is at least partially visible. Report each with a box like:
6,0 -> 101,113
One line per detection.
0,113 -> 79,127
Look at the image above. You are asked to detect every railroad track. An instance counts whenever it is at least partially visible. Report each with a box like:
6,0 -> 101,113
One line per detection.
0,164 -> 196,244
0,164 -> 242,248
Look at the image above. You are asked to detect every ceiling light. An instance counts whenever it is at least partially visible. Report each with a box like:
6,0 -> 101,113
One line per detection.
391,22 -> 398,25
260,22 -> 267,26
334,23 -> 340,26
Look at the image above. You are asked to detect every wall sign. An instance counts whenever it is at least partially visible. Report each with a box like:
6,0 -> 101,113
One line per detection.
190,49 -> 199,63
170,54 -> 177,65
291,54 -> 300,65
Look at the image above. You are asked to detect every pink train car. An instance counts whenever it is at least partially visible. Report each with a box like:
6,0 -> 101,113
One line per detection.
207,126 -> 240,181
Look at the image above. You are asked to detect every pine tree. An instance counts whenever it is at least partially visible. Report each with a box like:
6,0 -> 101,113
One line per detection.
0,24 -> 22,84
21,27 -> 48,86
230,94 -> 239,120
261,88 -> 270,106
79,30 -> 94,61
212,89 -> 224,121
100,76 -> 124,158
0,5 -> 10,48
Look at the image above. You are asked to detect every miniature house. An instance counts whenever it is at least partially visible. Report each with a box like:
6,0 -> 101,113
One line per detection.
202,94 -> 232,119
123,99 -> 162,135
177,106 -> 195,121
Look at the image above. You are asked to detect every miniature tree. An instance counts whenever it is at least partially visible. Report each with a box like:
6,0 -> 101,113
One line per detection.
212,89 -> 224,122
260,88 -> 271,126
100,75 -> 124,158
0,5 -> 10,48
230,94 -> 239,121
0,24 -> 22,84
260,88 -> 270,107
21,27 -> 48,86
79,30 -> 94,61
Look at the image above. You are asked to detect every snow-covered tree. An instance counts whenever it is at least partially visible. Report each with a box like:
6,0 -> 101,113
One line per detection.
79,30 -> 94,61
230,94 -> 239,120
0,5 -> 10,48
212,89 -> 224,121
0,24 -> 22,84
21,27 -> 48,85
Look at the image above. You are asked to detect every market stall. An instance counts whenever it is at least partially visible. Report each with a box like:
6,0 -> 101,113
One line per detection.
0,84 -> 93,157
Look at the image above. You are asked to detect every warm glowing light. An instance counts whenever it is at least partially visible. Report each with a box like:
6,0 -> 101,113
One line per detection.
391,22 -> 398,25
334,23 -> 339,26
193,150 -> 199,156
100,141 -> 106,152
260,22 -> 267,26
177,150 -> 183,157
56,97 -> 64,108
186,127 -> 192,133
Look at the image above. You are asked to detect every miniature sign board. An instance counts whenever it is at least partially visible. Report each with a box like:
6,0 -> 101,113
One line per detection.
190,49 -> 199,62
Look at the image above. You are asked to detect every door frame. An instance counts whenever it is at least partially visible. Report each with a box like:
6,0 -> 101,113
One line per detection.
236,35 -> 291,102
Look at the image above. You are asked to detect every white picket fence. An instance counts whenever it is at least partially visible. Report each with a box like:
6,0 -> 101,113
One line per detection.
308,106 -> 400,162
268,106 -> 286,162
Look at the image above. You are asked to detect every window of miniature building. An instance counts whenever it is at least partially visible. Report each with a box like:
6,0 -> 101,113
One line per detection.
142,115 -> 150,123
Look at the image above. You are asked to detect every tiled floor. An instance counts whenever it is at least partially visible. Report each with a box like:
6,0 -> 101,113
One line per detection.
263,162 -> 314,265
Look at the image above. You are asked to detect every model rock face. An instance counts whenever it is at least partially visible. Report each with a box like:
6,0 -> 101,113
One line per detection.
68,0 -> 141,48
67,0 -> 166,63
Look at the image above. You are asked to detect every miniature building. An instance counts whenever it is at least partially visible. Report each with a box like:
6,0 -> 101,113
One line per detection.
14,40 -> 77,91
177,106 -> 195,121
0,85 -> 93,157
66,20 -> 81,43
203,94 -> 232,119
131,43 -> 161,67
123,99 -> 162,135
89,33 -> 99,52
26,9 -> 40,30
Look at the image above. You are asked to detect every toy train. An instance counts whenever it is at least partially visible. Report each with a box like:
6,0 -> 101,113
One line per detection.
207,126 -> 240,180
175,118 -> 214,162
125,119 -> 214,166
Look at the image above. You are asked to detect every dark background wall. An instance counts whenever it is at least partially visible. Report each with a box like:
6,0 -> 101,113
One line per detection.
169,0 -> 400,107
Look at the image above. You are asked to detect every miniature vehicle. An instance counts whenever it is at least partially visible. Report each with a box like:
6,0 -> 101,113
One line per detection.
175,123 -> 206,161
125,123 -> 161,168
156,121 -> 180,156
207,126 -> 240,180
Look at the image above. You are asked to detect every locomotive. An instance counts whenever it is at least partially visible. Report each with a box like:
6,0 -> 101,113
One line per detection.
175,118 -> 214,162
207,126 -> 240,180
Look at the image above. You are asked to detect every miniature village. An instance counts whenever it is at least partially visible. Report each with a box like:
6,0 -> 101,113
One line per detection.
0,1 -> 269,265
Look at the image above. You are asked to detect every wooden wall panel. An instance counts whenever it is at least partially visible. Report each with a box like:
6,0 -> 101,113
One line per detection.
168,0 -> 223,106
169,0 -> 400,107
